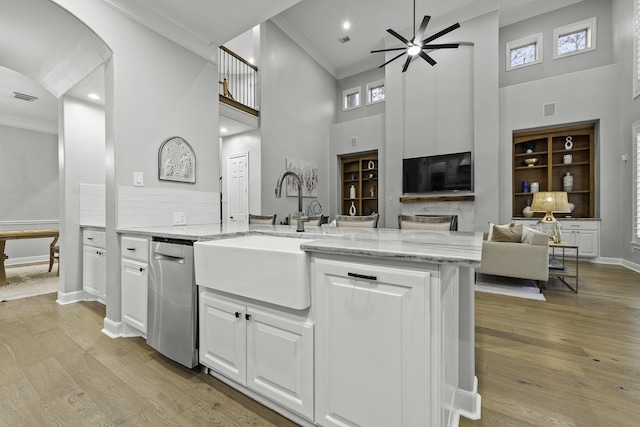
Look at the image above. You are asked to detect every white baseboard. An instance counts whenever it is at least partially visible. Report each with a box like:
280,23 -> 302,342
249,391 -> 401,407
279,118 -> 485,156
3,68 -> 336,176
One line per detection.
102,317 -> 122,338
457,376 -> 482,421
56,290 -> 85,305
593,257 -> 640,273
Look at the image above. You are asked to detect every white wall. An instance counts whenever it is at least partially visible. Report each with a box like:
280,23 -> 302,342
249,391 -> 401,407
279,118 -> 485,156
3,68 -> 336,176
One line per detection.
336,67 -> 385,123
329,114 -> 385,220
53,0 -> 221,325
0,124 -> 59,263
260,21 -> 336,221
58,96 -> 105,298
385,11 -> 500,230
220,130 -> 262,220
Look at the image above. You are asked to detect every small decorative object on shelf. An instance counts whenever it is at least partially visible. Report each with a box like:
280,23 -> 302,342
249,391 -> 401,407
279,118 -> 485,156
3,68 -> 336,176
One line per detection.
563,172 -> 574,192
522,199 -> 534,218
523,142 -> 536,153
370,186 -> 375,198
368,160 -> 375,170
524,157 -> 538,167
563,154 -> 572,164
531,181 -> 540,193
523,180 -> 529,192
564,136 -> 573,150
350,184 -> 356,199
349,201 -> 357,216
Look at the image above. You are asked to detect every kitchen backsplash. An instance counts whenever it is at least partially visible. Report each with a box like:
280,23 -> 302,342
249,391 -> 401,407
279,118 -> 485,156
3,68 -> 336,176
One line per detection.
80,183 -> 106,227
118,186 -> 220,228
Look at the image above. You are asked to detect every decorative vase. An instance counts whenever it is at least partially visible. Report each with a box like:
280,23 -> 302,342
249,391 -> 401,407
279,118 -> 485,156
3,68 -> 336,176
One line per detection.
531,182 -> 539,193
349,201 -> 356,216
563,172 -> 574,192
349,184 -> 356,199
522,200 -> 534,218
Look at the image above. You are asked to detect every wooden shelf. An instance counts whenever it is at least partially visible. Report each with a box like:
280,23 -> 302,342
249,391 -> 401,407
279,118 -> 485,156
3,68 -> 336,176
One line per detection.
512,123 -> 595,218
400,195 -> 475,203
340,151 -> 378,216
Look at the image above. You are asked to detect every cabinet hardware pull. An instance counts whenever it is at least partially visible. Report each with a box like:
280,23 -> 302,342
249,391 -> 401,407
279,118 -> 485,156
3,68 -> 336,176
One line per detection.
348,272 -> 377,281
245,313 -> 251,320
127,248 -> 136,251
139,268 -> 144,272
235,312 -> 241,318
87,237 -> 94,240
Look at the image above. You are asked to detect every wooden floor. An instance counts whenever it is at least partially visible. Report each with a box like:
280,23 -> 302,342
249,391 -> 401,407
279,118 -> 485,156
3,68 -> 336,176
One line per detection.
461,261 -> 640,427
0,261 -> 638,426
0,293 -> 298,426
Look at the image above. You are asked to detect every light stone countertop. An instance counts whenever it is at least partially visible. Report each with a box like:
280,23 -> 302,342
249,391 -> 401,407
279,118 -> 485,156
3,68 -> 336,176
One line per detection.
117,223 -> 482,267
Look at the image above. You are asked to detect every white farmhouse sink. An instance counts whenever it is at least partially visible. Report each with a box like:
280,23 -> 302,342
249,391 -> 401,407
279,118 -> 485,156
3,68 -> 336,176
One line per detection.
194,235 -> 314,309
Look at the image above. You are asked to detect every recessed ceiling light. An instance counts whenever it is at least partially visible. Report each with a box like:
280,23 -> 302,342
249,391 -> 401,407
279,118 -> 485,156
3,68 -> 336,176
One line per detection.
88,93 -> 100,100
220,127 -> 228,133
343,21 -> 350,30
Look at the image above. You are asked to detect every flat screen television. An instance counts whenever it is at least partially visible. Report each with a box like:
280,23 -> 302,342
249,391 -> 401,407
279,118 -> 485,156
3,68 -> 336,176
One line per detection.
403,151 -> 473,193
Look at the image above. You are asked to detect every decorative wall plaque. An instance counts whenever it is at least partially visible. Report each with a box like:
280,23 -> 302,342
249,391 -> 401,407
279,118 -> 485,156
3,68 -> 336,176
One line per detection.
158,136 -> 196,183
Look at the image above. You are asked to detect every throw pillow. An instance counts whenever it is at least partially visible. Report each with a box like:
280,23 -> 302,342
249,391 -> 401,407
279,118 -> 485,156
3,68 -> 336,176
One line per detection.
491,223 -> 523,243
521,226 -> 537,244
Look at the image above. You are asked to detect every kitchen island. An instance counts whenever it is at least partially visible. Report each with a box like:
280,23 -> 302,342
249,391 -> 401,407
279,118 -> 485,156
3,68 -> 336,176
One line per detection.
118,223 -> 482,426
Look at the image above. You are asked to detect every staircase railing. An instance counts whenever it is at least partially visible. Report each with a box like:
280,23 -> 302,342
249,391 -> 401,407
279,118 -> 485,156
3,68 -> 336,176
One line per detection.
218,46 -> 259,116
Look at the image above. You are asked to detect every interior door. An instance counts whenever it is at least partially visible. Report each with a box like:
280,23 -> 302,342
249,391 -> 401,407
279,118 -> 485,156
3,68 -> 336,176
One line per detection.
227,152 -> 249,224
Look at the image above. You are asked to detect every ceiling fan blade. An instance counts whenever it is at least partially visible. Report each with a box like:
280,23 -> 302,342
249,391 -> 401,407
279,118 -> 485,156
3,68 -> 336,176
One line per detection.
401,56 -> 412,72
419,51 -> 437,66
379,51 -> 407,68
371,47 -> 410,53
421,43 -> 460,49
421,22 -> 461,44
386,28 -> 410,45
413,15 -> 431,43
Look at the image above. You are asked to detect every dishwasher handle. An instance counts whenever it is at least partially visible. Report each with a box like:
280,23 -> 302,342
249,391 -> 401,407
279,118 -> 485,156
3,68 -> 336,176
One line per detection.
153,253 -> 186,264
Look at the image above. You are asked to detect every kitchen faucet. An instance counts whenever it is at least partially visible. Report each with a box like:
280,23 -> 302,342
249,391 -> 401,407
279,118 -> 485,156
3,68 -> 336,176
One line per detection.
275,171 -> 304,232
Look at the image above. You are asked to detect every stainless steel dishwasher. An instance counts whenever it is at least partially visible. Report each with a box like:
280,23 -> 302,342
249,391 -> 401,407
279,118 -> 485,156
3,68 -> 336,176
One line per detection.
148,237 -> 198,368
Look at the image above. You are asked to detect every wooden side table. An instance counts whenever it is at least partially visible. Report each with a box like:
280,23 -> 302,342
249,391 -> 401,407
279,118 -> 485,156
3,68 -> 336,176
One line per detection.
548,241 -> 579,292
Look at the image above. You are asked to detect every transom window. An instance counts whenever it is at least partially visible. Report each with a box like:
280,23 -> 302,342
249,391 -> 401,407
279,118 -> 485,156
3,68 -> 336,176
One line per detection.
366,79 -> 385,105
553,17 -> 596,59
343,86 -> 361,111
506,33 -> 543,71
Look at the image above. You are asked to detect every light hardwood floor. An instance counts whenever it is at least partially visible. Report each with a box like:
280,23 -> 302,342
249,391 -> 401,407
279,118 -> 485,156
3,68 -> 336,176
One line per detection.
1,262 -> 638,426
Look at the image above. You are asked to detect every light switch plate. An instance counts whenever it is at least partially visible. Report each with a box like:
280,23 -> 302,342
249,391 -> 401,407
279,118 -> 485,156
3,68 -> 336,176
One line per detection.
133,172 -> 144,187
173,212 -> 187,225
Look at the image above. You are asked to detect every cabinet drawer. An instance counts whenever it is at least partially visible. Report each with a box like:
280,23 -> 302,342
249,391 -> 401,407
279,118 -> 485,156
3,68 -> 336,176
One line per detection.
562,220 -> 599,231
83,230 -> 106,248
121,236 -> 149,262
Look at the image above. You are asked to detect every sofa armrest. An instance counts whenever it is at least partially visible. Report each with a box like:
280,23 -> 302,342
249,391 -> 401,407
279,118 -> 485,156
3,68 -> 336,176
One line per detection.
476,240 -> 549,281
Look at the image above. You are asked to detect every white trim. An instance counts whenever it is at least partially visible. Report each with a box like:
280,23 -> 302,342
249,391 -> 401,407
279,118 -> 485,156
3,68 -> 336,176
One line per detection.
633,120 -> 640,244
0,115 -> 57,135
101,317 -> 123,338
591,257 -> 640,274
56,290 -> 85,305
0,220 -> 59,226
366,79 -> 385,105
4,255 -> 49,266
456,376 -> 482,420
634,0 -> 640,98
342,86 -> 361,111
506,33 -> 543,71
553,17 -> 597,59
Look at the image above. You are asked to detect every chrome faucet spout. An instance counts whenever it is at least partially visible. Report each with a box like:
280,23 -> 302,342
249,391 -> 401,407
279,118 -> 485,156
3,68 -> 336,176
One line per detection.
275,171 -> 305,232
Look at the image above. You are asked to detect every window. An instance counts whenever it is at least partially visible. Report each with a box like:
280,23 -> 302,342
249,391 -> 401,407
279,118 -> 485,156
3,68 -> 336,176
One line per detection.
366,79 -> 385,105
343,86 -> 361,111
634,120 -> 640,246
506,33 -> 543,71
634,0 -> 640,98
553,17 -> 596,59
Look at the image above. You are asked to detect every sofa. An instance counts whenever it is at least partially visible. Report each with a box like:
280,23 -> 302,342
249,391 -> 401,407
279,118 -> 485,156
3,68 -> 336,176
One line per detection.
475,224 -> 549,283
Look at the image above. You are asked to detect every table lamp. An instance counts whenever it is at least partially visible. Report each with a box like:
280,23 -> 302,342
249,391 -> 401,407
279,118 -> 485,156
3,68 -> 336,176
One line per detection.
530,191 -> 571,243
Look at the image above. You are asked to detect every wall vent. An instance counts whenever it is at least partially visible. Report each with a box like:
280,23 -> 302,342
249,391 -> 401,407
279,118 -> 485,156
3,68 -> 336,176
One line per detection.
11,92 -> 38,102
543,102 -> 556,116
339,36 -> 351,44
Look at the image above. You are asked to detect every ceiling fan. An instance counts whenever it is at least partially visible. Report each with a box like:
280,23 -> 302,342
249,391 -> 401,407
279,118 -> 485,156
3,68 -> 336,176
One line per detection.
371,0 -> 461,72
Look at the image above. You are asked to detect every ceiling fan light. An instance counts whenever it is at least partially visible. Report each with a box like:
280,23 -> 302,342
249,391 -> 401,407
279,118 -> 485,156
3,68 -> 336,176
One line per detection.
407,45 -> 421,56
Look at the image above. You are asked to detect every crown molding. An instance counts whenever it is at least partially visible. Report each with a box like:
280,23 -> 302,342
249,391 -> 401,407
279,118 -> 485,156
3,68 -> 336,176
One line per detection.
0,115 -> 57,134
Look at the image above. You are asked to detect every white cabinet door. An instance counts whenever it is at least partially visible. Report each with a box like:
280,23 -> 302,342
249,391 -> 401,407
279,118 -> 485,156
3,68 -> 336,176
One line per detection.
83,245 -> 106,302
199,291 -> 247,385
575,230 -> 598,257
121,258 -> 148,334
314,259 -> 431,427
246,307 -> 314,420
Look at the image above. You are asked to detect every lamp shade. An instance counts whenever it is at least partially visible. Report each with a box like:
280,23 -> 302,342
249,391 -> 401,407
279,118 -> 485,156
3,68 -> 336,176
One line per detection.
530,192 -> 571,215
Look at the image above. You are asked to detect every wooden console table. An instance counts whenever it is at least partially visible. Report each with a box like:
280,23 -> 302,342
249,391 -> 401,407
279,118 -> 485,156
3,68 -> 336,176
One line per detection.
0,229 -> 59,286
